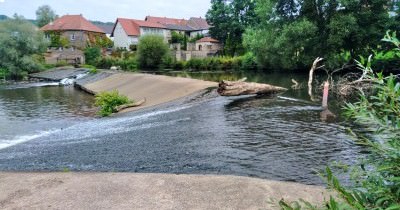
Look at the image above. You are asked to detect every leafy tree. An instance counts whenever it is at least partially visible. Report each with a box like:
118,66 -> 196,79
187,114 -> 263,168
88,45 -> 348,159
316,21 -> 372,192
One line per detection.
0,17 -> 48,79
206,0 -> 258,56
36,5 -> 57,28
244,0 -> 397,70
84,47 -> 101,66
137,35 -> 169,69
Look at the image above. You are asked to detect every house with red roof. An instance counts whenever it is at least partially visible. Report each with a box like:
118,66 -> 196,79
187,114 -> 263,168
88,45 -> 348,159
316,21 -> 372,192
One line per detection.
111,18 -> 168,50
145,16 -> 210,38
195,37 -> 221,52
41,14 -> 106,49
187,17 -> 211,38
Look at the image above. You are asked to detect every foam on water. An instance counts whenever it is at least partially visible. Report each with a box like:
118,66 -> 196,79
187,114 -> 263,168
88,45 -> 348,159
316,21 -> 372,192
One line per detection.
0,130 -> 57,150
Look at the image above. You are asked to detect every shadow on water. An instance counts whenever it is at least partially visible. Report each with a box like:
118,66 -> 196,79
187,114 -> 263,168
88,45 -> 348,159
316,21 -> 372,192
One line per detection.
0,72 -> 365,185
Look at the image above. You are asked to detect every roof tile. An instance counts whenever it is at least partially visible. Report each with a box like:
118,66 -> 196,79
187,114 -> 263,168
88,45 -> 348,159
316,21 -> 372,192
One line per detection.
40,15 -> 105,33
112,18 -> 166,36
196,37 -> 219,43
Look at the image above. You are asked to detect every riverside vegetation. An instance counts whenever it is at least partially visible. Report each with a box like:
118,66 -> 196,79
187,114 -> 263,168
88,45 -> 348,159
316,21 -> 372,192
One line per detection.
279,33 -> 400,210
95,90 -> 131,117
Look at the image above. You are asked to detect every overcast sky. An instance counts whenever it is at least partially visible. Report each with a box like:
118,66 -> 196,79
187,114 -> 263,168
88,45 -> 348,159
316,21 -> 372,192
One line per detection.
0,0 -> 211,22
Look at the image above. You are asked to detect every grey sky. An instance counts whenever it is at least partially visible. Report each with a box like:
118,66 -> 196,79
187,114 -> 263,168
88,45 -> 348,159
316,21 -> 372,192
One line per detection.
0,0 -> 211,22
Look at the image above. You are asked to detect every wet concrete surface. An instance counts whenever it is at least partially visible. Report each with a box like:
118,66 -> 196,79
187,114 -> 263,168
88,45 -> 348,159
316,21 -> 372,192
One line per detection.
0,172 -> 330,210
29,67 -> 89,81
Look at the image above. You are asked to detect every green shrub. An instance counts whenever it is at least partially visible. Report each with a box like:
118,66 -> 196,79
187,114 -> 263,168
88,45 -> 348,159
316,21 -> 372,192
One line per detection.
95,57 -> 137,71
55,60 -> 69,67
173,61 -> 186,70
84,47 -> 101,65
82,64 -> 98,74
240,52 -> 257,70
170,55 -> 257,72
137,35 -> 169,69
162,55 -> 174,69
118,57 -> 137,71
96,57 -> 115,69
95,90 -> 131,117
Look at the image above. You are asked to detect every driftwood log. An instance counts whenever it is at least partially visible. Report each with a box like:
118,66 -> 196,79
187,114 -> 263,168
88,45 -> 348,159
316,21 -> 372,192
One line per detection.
115,98 -> 146,112
217,78 -> 287,96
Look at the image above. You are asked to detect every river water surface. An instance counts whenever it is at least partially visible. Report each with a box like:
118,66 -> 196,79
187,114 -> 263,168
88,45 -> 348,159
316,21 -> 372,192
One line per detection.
0,72 -> 363,185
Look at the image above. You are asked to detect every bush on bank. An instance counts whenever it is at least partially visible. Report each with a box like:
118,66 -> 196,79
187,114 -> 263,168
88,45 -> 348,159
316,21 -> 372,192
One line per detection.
95,90 -> 131,117
163,52 -> 258,71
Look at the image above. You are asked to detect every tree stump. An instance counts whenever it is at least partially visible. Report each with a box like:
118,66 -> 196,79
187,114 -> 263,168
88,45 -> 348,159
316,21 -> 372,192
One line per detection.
217,78 -> 287,96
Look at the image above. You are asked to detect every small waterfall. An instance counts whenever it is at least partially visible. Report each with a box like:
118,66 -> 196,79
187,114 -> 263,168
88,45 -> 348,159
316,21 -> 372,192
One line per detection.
59,73 -> 88,86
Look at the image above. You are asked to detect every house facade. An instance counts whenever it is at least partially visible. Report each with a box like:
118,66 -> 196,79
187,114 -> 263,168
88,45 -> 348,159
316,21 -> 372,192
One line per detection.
145,16 -> 210,39
111,15 -> 220,61
187,17 -> 210,38
41,15 -> 106,49
40,14 -> 106,64
111,18 -> 168,50
195,37 -> 221,52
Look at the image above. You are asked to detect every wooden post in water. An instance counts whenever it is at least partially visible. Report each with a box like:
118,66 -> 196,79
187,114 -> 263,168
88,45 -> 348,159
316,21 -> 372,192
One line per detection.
322,81 -> 329,109
320,81 -> 336,122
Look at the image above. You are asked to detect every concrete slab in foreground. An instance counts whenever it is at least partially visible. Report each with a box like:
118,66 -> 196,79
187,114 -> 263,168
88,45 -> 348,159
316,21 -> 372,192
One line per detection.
82,73 -> 218,112
0,173 -> 329,210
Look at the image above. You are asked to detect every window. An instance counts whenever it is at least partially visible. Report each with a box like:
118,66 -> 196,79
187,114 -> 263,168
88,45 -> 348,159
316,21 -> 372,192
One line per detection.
70,33 -> 76,41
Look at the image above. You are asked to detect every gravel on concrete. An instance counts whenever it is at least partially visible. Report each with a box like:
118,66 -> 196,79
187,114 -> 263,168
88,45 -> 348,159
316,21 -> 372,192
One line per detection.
0,172 -> 330,210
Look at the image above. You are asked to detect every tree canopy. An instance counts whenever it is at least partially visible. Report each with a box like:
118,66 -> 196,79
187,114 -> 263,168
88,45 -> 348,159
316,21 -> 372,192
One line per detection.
206,0 -> 258,56
137,35 -> 169,69
36,5 -> 57,28
201,0 -> 398,70
0,17 -> 48,79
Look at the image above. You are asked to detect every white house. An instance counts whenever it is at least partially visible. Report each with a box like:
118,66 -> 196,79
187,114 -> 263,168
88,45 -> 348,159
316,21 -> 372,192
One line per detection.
111,18 -> 168,50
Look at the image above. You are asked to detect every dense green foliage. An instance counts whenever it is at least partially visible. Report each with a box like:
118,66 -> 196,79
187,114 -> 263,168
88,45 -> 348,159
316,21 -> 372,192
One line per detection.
84,47 -> 102,66
206,0 -> 258,56
95,90 -> 131,117
96,57 -> 138,71
171,31 -> 187,49
0,17 -> 48,79
163,53 -> 257,71
35,5 -> 57,28
47,31 -> 70,48
280,33 -> 400,210
137,35 -> 169,69
228,0 -> 399,69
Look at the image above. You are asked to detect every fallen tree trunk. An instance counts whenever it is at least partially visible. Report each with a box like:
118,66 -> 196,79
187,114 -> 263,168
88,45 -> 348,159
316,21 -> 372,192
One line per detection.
115,98 -> 146,112
217,79 -> 287,96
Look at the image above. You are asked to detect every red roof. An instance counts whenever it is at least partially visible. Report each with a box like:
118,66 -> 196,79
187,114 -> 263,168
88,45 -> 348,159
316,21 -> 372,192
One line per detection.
145,16 -> 187,25
40,15 -> 105,33
112,18 -> 166,36
196,37 -> 219,43
188,17 -> 210,30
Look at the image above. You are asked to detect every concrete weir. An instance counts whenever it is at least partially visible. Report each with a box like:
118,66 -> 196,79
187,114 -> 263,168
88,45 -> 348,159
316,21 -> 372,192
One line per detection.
19,69 -> 332,209
0,173 -> 330,209
77,72 -> 218,112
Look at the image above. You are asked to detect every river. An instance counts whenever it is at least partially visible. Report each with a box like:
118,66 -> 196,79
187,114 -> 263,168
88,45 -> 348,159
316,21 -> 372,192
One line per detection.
0,72 -> 363,185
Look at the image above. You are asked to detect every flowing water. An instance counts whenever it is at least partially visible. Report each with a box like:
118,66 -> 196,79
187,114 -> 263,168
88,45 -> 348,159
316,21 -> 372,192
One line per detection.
0,72 -> 364,185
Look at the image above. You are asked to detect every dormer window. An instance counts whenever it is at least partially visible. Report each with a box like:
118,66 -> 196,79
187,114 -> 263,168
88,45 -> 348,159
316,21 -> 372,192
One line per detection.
70,33 -> 76,41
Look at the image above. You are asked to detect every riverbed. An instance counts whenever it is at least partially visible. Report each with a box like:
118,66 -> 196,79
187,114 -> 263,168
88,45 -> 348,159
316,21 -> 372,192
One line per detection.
0,72 -> 363,185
